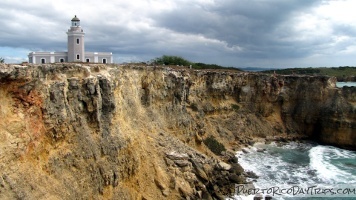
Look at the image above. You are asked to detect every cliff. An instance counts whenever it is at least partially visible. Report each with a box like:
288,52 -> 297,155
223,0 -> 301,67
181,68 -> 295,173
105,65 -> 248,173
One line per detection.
0,63 -> 355,199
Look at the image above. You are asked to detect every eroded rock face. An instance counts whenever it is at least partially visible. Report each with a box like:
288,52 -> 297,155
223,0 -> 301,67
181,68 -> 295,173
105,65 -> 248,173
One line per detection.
0,63 -> 355,199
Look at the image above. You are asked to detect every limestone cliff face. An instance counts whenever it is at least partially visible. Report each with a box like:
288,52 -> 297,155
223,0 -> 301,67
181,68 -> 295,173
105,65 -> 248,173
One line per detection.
0,63 -> 355,199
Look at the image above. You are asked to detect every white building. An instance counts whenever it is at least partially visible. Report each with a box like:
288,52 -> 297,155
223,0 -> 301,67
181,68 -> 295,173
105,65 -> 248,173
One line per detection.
28,15 -> 113,64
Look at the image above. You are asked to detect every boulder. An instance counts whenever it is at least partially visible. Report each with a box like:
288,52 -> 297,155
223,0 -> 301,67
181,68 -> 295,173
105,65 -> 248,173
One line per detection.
166,151 -> 189,160
229,163 -> 244,175
228,174 -> 245,184
191,160 -> 209,181
217,161 -> 231,171
154,178 -> 167,190
256,148 -> 266,153
241,148 -> 250,154
174,160 -> 190,168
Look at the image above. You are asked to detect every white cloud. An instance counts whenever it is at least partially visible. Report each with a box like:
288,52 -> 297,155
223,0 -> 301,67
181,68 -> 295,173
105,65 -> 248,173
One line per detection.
316,0 -> 356,25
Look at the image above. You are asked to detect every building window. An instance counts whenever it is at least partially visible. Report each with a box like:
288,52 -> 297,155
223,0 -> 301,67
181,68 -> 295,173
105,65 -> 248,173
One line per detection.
77,38 -> 80,44
86,59 -> 90,63
77,54 -> 80,60
60,58 -> 64,63
102,58 -> 107,64
41,58 -> 46,64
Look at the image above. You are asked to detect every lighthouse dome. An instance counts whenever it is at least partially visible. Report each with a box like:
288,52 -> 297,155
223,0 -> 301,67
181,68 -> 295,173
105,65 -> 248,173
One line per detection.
71,15 -> 80,21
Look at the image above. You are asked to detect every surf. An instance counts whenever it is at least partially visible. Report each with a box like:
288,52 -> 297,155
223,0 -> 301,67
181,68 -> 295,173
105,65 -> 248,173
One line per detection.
232,141 -> 356,199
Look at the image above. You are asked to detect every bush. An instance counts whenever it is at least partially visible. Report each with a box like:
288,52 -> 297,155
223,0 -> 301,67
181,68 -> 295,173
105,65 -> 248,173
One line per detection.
151,55 -> 191,66
231,104 -> 240,111
0,57 -> 4,63
150,55 -> 242,71
192,62 -> 240,71
203,136 -> 226,155
190,102 -> 198,111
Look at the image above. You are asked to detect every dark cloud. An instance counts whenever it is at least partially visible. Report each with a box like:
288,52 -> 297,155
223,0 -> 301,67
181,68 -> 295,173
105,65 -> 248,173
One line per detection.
153,0 -> 324,61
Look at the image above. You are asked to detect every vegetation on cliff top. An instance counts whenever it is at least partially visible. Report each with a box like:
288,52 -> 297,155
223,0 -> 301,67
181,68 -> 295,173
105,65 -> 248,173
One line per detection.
0,57 -> 4,63
262,66 -> 356,81
151,55 -> 241,71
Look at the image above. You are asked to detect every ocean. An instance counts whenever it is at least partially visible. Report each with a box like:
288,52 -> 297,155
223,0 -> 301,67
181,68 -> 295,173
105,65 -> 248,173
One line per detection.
336,82 -> 356,88
231,142 -> 356,200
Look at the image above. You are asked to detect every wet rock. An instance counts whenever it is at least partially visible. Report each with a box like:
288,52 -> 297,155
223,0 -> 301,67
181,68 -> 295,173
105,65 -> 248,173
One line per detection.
229,163 -> 244,175
229,156 -> 238,164
221,150 -> 237,163
245,171 -> 259,179
256,148 -> 266,153
228,174 -> 245,184
254,193 -> 263,200
241,148 -> 250,154
248,140 -> 255,146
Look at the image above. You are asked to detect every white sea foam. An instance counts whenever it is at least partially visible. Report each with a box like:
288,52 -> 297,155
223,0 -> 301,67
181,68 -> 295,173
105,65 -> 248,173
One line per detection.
309,145 -> 356,184
231,142 -> 356,199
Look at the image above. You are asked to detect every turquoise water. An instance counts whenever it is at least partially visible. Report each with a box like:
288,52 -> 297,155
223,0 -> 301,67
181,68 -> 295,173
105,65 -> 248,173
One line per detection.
336,82 -> 356,88
233,142 -> 356,200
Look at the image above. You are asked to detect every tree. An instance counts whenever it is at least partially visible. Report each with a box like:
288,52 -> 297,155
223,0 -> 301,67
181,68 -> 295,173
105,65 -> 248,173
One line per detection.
0,57 -> 4,63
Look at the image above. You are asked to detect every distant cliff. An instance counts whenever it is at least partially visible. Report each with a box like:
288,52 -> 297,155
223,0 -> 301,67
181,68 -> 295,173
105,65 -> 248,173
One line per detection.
0,63 -> 355,199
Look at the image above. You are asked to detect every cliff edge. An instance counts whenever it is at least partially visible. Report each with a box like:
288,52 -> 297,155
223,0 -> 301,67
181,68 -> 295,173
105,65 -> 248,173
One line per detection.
0,63 -> 355,199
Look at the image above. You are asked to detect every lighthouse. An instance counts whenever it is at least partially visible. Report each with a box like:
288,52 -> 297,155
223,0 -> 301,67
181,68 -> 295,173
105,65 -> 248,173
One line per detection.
28,15 -> 113,64
67,15 -> 85,62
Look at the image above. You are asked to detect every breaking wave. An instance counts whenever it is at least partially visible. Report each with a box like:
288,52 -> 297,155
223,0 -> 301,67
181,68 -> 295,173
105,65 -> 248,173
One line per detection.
231,142 -> 356,200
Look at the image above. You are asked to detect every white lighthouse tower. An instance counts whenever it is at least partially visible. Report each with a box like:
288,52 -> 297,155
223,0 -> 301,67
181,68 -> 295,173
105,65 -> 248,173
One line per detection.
67,15 -> 85,62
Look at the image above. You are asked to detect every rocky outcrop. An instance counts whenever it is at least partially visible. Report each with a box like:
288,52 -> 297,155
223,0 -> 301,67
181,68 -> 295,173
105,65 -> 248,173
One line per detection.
0,63 -> 355,199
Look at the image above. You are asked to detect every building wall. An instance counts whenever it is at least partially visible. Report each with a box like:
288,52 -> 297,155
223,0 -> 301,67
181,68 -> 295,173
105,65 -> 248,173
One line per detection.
28,52 -> 68,64
29,51 -> 112,64
85,52 -> 113,63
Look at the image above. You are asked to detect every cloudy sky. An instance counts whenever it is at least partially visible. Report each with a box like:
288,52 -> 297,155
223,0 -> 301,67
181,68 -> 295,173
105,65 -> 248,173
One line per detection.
1,0 -> 356,68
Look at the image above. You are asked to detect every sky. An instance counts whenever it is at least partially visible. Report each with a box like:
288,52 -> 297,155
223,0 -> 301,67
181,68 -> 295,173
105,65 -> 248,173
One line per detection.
1,0 -> 356,68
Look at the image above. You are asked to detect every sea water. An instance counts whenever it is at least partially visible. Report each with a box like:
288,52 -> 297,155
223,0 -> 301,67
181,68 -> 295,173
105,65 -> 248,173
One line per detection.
231,142 -> 356,200
336,82 -> 356,88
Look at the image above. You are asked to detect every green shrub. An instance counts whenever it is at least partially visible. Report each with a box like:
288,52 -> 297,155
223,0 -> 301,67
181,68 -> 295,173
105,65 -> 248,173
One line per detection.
203,136 -> 226,155
151,55 -> 191,66
150,55 -> 242,70
192,62 -> 241,71
231,104 -> 240,111
190,102 -> 198,111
